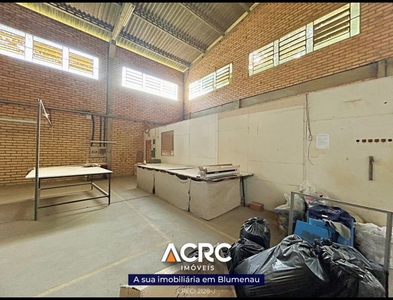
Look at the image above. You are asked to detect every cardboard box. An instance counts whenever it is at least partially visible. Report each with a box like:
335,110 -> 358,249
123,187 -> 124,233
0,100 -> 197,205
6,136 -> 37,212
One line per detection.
249,201 -> 264,211
119,260 -> 236,298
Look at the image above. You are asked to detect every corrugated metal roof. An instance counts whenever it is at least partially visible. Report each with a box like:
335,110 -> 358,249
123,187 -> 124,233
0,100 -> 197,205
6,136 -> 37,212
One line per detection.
16,2 -> 259,72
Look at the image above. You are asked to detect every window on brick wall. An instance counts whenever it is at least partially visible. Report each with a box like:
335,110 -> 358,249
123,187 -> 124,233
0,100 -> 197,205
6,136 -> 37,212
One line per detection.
278,26 -> 307,64
189,63 -> 232,100
32,37 -> 63,68
0,23 -> 99,79
68,49 -> 97,78
122,67 -> 178,101
312,3 -> 360,51
248,2 -> 360,76
0,26 -> 25,59
248,42 -> 274,76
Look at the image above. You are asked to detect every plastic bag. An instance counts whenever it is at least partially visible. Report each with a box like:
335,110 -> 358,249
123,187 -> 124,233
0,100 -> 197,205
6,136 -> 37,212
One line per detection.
225,237 -> 265,274
233,234 -> 330,298
299,179 -> 316,194
314,239 -> 386,297
282,193 -> 306,213
274,194 -> 306,235
298,180 -> 330,208
239,217 -> 271,248
233,235 -> 385,298
355,222 -> 393,269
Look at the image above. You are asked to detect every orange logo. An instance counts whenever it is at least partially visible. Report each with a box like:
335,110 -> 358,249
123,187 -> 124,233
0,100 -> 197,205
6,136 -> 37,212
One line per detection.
161,243 -> 231,263
166,251 -> 177,263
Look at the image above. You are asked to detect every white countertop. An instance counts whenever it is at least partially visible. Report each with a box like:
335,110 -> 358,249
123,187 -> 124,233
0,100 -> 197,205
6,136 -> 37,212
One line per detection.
25,165 -> 112,179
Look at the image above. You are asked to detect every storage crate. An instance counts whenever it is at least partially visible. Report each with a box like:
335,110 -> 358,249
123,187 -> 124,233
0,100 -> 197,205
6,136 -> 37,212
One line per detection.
294,220 -> 330,244
308,217 -> 354,246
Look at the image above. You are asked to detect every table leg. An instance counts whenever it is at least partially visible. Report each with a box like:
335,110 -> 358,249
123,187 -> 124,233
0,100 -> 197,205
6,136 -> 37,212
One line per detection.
108,173 -> 111,205
34,178 -> 41,220
240,177 -> 245,207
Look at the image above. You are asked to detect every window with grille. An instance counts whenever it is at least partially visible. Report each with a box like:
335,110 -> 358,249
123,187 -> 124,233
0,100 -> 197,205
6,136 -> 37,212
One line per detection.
189,63 -> 232,100
0,23 -> 99,79
278,27 -> 307,64
249,42 -> 274,76
215,63 -> 232,89
312,3 -> 359,51
248,3 -> 360,76
68,49 -> 98,78
33,37 -> 63,68
0,25 -> 25,59
122,67 -> 178,101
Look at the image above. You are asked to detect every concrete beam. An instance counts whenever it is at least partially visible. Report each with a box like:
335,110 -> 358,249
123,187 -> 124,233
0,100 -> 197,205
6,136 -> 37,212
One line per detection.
184,60 -> 379,119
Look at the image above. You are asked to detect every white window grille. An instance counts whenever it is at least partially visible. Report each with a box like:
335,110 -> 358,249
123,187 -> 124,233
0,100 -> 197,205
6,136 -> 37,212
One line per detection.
0,25 -> 25,59
248,42 -> 274,76
68,49 -> 98,78
32,36 -> 63,69
189,63 -> 232,100
278,26 -> 307,64
215,63 -> 232,89
248,3 -> 360,76
122,67 -> 178,101
313,3 -> 360,51
0,23 -> 99,79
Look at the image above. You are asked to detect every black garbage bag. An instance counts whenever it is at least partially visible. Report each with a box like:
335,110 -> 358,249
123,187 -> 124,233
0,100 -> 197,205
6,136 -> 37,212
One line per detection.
225,237 -> 265,274
313,239 -> 386,297
239,217 -> 271,248
233,234 -> 330,297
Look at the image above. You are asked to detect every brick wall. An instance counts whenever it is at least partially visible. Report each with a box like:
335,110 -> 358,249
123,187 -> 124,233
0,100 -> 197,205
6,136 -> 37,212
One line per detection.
0,3 -> 184,185
113,48 -> 184,124
2,2 -> 392,186
184,3 -> 393,114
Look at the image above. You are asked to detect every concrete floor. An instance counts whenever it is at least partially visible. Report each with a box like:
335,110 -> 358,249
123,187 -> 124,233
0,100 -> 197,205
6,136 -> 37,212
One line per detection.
0,175 -> 391,297
0,175 -> 283,297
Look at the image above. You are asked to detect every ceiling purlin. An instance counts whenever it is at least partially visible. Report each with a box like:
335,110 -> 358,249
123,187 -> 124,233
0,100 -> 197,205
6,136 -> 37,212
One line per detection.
47,2 -> 188,69
120,31 -> 191,68
238,3 -> 251,12
133,3 -> 205,53
179,3 -> 225,35
47,2 -> 113,31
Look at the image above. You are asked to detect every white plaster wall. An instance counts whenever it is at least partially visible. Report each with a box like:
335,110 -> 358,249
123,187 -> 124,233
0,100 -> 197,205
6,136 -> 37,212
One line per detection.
156,120 -> 190,165
189,114 -> 218,166
144,77 -> 393,226
306,76 -> 393,226
151,115 -> 218,166
219,104 -> 304,211
218,113 -> 249,172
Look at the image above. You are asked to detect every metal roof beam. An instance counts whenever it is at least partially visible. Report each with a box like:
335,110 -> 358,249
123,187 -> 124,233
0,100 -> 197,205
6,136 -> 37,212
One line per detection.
179,3 -> 225,36
111,3 -> 135,41
132,3 -> 205,53
190,3 -> 259,69
46,3 -> 189,69
238,3 -> 251,12
121,32 -> 191,68
110,3 -> 135,57
47,2 -> 113,31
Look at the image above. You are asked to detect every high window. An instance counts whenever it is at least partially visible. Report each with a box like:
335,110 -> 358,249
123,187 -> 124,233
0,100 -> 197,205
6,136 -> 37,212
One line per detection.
249,3 -> 360,76
0,23 -> 99,79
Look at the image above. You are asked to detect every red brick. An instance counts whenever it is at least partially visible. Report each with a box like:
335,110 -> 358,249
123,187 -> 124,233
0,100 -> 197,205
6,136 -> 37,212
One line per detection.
249,202 -> 264,211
